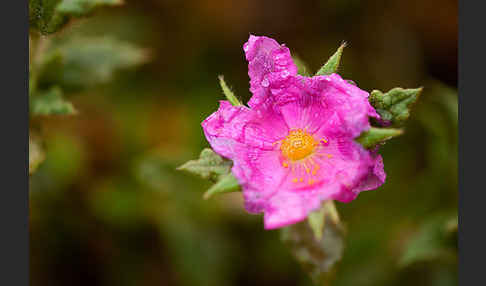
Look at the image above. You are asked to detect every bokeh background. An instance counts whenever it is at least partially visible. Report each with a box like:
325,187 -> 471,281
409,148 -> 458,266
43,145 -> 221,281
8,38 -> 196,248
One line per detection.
29,0 -> 458,285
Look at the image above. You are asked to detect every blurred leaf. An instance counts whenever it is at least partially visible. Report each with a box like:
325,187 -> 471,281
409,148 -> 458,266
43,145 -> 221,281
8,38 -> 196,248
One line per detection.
399,214 -> 457,267
29,0 -> 122,35
56,0 -> 123,16
281,205 -> 345,285
29,0 -> 68,35
31,86 -> 76,115
369,87 -> 423,127
177,148 -> 232,182
36,50 -> 64,87
292,55 -> 311,76
315,42 -> 346,76
29,135 -> 45,175
47,37 -> 148,90
203,172 -> 240,199
356,127 -> 403,149
218,75 -> 242,106
178,148 -> 241,199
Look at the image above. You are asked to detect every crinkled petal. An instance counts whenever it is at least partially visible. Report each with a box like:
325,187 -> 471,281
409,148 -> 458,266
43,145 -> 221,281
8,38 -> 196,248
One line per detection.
232,147 -> 290,214
263,189 -> 322,229
202,100 -> 289,155
304,73 -> 378,138
243,35 -> 298,108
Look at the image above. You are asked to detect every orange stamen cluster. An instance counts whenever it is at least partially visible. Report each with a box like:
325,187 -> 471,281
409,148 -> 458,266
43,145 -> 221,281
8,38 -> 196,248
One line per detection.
280,129 -> 316,161
274,128 -> 332,186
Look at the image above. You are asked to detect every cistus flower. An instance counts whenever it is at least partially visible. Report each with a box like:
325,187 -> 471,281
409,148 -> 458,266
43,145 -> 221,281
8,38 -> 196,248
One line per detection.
202,35 -> 385,229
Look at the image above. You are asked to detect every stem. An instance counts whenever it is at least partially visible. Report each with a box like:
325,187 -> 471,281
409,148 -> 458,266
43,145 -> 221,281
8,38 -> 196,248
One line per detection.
29,31 -> 50,97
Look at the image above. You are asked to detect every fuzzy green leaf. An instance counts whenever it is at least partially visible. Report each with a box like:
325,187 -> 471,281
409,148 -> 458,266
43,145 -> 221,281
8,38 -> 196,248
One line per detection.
31,86 -> 76,116
29,0 -> 123,35
203,173 -> 240,199
369,87 -> 423,127
281,203 -> 345,285
43,37 -> 148,90
29,134 -> 45,175
218,75 -> 242,106
178,148 -> 241,199
399,213 -> 457,267
56,0 -> 123,16
356,127 -> 403,149
177,148 -> 233,182
315,43 -> 346,76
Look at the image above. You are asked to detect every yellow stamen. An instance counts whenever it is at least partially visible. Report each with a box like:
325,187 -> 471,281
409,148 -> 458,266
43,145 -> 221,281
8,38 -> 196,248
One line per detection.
279,128 -> 316,161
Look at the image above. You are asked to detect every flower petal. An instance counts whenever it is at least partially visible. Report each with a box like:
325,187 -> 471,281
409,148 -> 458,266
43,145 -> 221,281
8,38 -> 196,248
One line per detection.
263,188 -> 323,229
232,147 -> 290,214
243,35 -> 298,108
306,73 -> 377,138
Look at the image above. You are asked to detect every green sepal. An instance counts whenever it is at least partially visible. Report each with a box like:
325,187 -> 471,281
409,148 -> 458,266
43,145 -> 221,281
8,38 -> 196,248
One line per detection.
308,200 -> 341,241
315,42 -> 346,76
356,127 -> 403,149
218,75 -> 242,106
203,172 -> 241,199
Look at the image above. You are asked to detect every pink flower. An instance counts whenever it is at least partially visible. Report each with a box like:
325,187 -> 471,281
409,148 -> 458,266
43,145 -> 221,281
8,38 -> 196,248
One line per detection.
202,35 -> 385,229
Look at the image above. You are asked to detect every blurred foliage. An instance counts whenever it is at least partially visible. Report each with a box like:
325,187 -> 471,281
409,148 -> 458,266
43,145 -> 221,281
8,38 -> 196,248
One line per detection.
29,0 -> 122,35
282,201 -> 344,285
29,0 -> 457,286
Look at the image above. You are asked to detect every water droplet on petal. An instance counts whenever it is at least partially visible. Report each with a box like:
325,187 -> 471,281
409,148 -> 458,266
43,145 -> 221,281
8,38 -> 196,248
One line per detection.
243,44 -> 249,52
281,70 -> 290,78
261,78 -> 269,87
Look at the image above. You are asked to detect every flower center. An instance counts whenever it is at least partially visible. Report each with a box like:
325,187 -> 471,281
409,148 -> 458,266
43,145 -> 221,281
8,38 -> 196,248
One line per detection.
280,129 -> 316,161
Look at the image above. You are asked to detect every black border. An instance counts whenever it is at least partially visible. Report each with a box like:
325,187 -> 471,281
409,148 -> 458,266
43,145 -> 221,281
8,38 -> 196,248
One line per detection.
2,0 -> 29,284
458,1 -> 484,285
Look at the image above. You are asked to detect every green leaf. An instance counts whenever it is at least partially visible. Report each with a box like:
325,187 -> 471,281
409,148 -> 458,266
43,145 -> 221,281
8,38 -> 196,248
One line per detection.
56,0 -> 123,17
203,173 -> 240,199
29,134 -> 46,175
399,214 -> 457,267
31,86 -> 76,115
315,42 -> 346,76
281,203 -> 345,285
218,75 -> 242,106
44,37 -> 148,90
356,127 -> 403,149
178,148 -> 241,199
29,0 -> 123,35
29,0 -> 68,35
36,50 -> 64,88
177,148 -> 232,182
292,55 -> 311,76
369,87 -> 423,127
